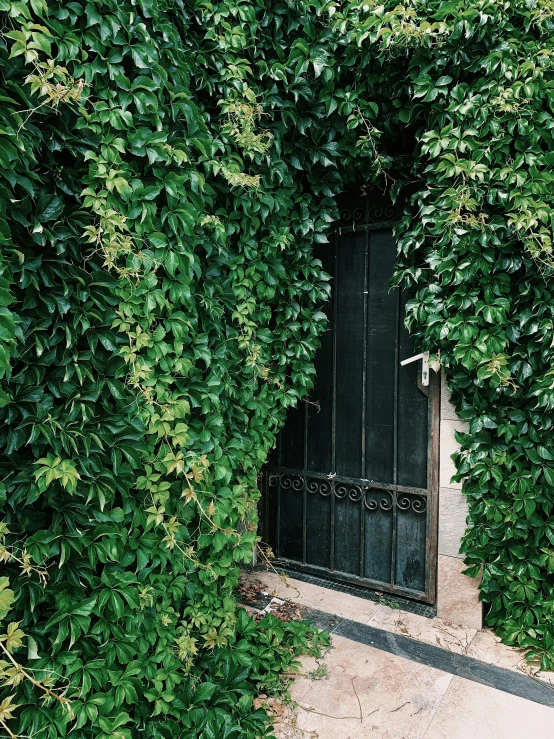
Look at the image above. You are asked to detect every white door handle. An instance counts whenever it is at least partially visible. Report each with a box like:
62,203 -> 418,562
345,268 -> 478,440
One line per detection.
400,351 -> 429,386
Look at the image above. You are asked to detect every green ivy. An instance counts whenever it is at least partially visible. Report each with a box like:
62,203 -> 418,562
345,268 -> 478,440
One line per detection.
2,0 -> 554,735
0,0 -> 331,735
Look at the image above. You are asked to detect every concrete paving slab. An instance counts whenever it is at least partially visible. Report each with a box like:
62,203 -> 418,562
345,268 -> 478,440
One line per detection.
294,707 -> 373,738
288,634 -> 353,704
283,636 -> 554,739
423,675 -> 554,738
296,639 -> 453,738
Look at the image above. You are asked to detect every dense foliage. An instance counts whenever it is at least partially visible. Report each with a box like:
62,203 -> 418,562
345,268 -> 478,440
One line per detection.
2,0 -> 554,734
0,0 -> 333,735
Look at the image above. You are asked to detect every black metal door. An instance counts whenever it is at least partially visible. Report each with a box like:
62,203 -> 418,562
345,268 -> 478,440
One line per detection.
261,192 -> 439,604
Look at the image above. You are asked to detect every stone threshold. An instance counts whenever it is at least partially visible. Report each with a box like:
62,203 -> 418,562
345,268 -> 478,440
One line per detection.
254,562 -> 437,618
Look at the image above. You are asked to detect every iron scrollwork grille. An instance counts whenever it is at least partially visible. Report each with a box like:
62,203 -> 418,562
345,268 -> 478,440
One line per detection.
267,468 -> 429,595
271,472 -> 428,511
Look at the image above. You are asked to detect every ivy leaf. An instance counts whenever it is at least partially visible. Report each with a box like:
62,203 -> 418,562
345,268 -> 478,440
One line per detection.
543,468 -> 554,486
312,54 -> 327,78
2,622 -> 25,652
0,579 -> 14,622
194,682 -> 217,703
34,194 -> 64,223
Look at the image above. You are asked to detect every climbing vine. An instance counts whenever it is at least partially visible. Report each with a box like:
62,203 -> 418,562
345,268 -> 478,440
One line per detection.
2,0 -> 554,735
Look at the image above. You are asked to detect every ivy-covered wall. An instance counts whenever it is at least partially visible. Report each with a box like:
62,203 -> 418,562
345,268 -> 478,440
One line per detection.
2,0 -> 554,735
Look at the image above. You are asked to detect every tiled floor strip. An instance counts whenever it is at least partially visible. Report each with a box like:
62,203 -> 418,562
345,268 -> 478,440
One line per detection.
304,611 -> 554,708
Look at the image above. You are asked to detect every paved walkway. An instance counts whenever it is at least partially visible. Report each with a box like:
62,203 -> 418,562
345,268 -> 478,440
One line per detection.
242,570 -> 554,739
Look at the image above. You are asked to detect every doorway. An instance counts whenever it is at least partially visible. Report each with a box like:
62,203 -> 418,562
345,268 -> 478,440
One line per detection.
261,188 -> 439,604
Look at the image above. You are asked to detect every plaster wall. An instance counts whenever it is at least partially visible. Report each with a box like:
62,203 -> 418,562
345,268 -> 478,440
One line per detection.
436,374 -> 482,629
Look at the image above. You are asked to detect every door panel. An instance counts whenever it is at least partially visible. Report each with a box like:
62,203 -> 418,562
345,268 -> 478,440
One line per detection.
262,197 -> 439,604
306,238 -> 334,473
335,232 -> 365,478
398,290 -> 429,489
366,229 -> 398,483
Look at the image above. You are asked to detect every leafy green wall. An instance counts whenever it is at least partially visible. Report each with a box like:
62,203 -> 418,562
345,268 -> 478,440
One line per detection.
1,0 -> 554,735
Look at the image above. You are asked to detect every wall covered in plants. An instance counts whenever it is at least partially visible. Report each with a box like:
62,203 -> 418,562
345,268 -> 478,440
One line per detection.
1,0 -> 554,735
